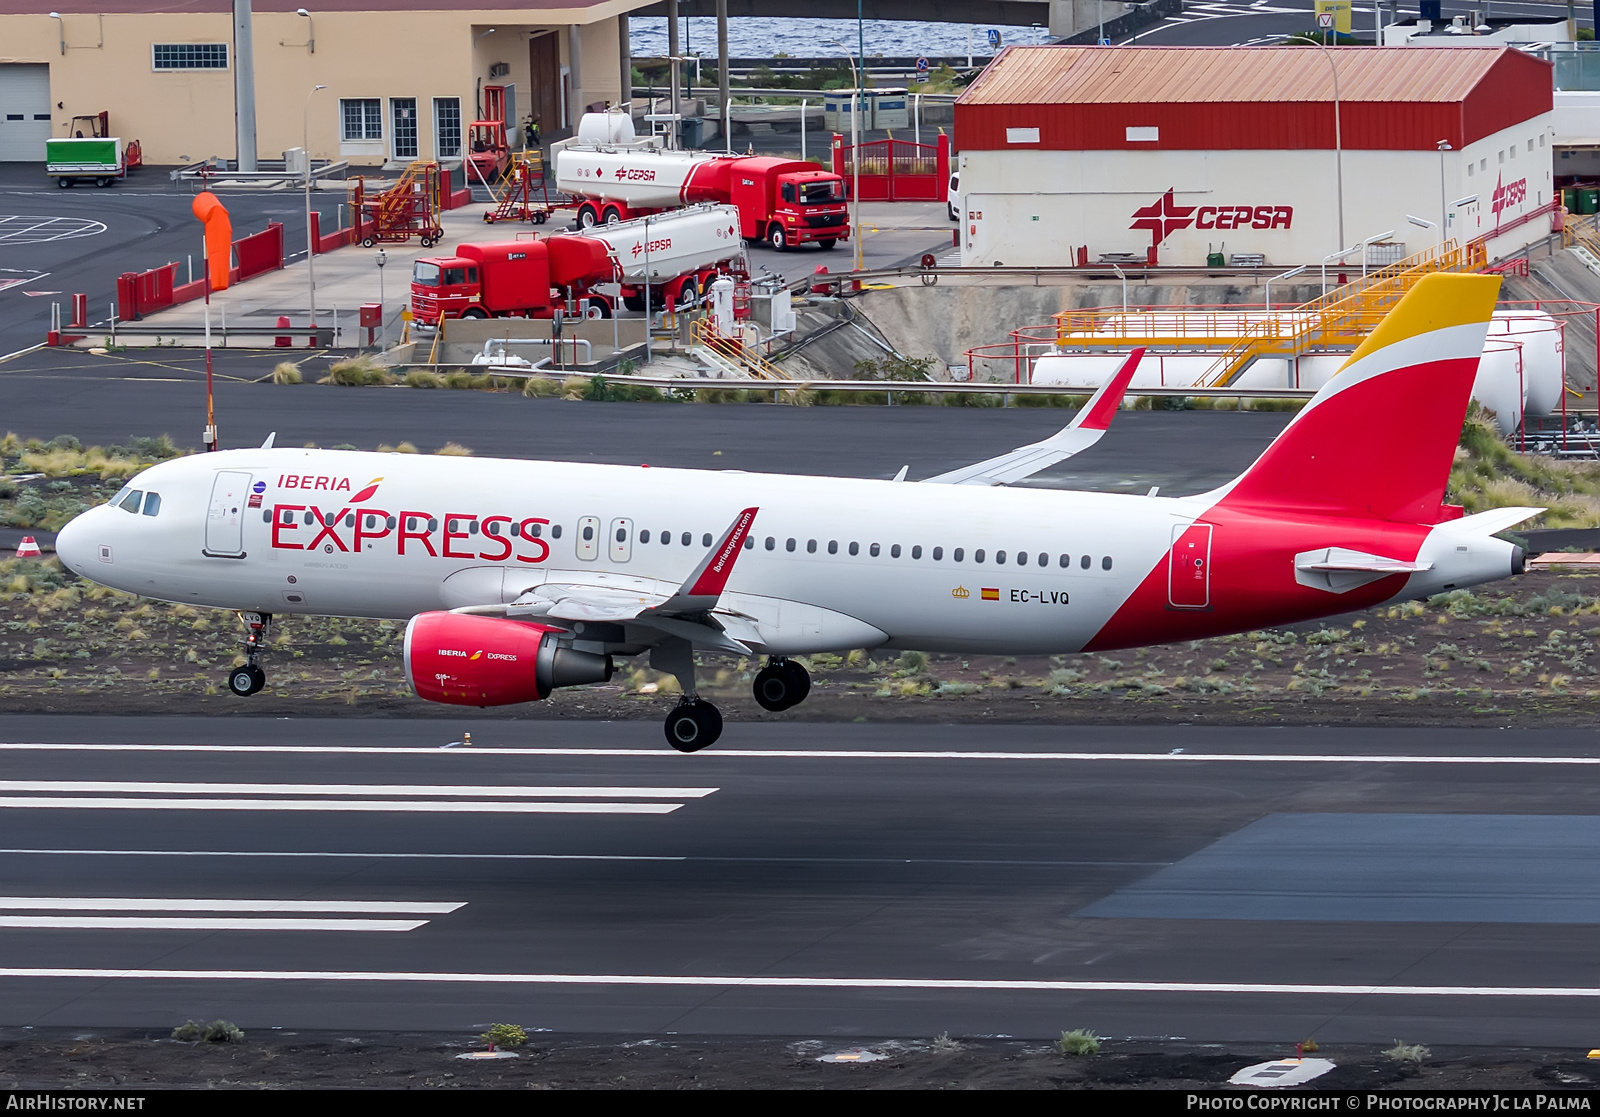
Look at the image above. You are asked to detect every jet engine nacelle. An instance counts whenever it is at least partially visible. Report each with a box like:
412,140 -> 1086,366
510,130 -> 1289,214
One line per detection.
403,611 -> 613,707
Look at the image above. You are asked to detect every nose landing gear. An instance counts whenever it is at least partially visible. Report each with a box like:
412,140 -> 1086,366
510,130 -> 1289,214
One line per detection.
753,657 -> 810,712
227,611 -> 272,697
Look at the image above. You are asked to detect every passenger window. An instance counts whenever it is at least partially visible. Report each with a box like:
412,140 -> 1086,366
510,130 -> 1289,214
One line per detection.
386,516 -> 396,530
849,542 -> 860,556
682,532 -> 692,545
932,547 -> 942,560
702,533 -> 712,546
828,540 -> 838,554
954,548 -> 964,562
661,530 -> 671,544
527,522 -> 542,537
141,492 -> 161,517
640,530 -> 651,543
786,538 -> 796,552
1016,551 -> 1026,566
1102,556 -> 1113,570
428,518 -> 438,532
975,549 -> 986,563
1059,554 -> 1069,567
1081,554 -> 1091,570
891,544 -> 901,558
551,524 -> 562,539
807,539 -> 817,553
765,536 -> 776,550
1037,553 -> 1047,567
911,545 -> 921,559
582,525 -> 595,541
870,543 -> 880,557
615,527 -> 626,542
345,514 -> 355,528
304,511 -> 314,525
118,489 -> 143,514
743,537 -> 753,550
996,550 -> 1006,564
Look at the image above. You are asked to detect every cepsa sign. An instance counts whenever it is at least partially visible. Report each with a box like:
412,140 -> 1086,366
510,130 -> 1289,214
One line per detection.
1130,189 -> 1293,244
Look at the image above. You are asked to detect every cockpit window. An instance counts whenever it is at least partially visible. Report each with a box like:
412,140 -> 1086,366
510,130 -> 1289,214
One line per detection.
141,492 -> 161,517
117,489 -> 143,514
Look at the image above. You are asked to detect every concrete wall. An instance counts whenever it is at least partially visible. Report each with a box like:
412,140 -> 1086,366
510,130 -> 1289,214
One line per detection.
0,5 -> 639,166
958,115 -> 1558,267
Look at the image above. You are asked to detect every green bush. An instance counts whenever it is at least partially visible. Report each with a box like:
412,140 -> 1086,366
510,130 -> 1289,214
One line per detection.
404,370 -> 444,389
1057,1029 -> 1101,1056
172,1018 -> 244,1043
481,1023 -> 528,1049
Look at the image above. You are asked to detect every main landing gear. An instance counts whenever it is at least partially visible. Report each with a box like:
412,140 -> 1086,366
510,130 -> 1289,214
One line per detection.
752,657 -> 810,712
651,637 -> 724,752
226,611 -> 271,697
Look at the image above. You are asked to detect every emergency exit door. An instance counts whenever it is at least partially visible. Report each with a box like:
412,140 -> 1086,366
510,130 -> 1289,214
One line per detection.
1168,522 -> 1212,609
205,471 -> 252,557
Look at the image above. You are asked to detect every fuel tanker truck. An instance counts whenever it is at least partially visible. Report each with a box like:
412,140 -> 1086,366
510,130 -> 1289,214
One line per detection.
410,203 -> 749,326
554,115 -> 849,252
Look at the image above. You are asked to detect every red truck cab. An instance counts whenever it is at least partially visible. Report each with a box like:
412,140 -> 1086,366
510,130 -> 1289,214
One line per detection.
411,236 -> 616,326
685,157 -> 849,251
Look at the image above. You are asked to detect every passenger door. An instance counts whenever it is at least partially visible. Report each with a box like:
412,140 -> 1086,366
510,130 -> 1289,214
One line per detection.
576,515 -> 600,561
1167,522 -> 1212,610
204,471 -> 252,557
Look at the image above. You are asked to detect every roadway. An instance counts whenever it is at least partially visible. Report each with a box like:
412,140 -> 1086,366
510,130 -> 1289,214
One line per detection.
0,348 -> 1291,494
0,717 -> 1596,1042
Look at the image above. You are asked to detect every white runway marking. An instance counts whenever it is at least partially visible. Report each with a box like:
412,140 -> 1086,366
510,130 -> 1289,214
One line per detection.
0,781 -> 716,799
0,797 -> 682,814
0,216 -> 107,245
0,897 -> 464,913
0,968 -> 1593,997
1,742 -> 1597,766
0,917 -> 427,932
0,848 -> 690,862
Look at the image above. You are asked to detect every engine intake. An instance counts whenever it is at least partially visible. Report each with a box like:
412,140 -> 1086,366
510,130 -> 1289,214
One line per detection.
404,611 -> 613,707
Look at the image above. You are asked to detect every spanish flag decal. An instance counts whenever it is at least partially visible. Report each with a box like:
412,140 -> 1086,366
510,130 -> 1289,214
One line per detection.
981,588 -> 999,601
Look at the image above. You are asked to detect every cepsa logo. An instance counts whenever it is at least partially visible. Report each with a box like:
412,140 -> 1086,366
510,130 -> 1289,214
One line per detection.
630,237 -> 673,258
1130,189 -> 1293,245
613,166 -> 658,182
1492,173 -> 1527,222
268,490 -> 554,564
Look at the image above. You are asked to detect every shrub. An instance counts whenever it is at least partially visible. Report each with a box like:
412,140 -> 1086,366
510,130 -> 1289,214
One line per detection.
1384,1040 -> 1429,1065
272,362 -> 303,385
897,650 -> 929,673
404,370 -> 444,389
1057,1029 -> 1101,1056
481,1023 -> 528,1049
436,442 -> 473,456
172,1019 -> 244,1043
522,376 -> 559,398
321,356 -> 392,386
443,369 -> 477,389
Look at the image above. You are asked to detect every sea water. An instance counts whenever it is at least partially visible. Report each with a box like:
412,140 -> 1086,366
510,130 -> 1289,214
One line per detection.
628,17 -> 1054,60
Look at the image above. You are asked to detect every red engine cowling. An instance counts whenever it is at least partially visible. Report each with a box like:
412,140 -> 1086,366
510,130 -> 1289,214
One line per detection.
403,611 -> 613,707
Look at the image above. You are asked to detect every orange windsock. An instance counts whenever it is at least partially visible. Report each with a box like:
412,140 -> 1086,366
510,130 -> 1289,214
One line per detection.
191,191 -> 233,292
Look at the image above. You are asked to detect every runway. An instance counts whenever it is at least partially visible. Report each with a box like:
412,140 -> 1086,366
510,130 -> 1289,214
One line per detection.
0,715 -> 1596,1044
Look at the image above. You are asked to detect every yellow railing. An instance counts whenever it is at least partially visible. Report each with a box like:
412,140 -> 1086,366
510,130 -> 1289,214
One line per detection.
1049,239 -> 1486,388
688,317 -> 790,380
1564,213 -> 1600,259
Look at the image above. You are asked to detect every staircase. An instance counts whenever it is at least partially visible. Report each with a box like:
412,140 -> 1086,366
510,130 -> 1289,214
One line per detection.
687,317 -> 790,380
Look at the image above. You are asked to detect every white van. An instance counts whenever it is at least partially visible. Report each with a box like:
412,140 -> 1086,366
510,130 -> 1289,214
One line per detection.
948,171 -> 961,222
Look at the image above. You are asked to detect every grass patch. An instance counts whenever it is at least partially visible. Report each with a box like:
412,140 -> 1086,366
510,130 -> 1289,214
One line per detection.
436,442 -> 473,457
172,1019 -> 244,1044
403,370 -> 444,389
1384,1040 -> 1429,1065
1056,1029 -> 1101,1056
271,362 -> 303,385
321,356 -> 393,386
1450,404 -> 1600,529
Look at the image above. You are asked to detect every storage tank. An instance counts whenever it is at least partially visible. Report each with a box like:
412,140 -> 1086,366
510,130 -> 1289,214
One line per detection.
576,111 -> 636,146
554,146 -> 722,210
578,204 -> 744,285
1486,311 -> 1563,417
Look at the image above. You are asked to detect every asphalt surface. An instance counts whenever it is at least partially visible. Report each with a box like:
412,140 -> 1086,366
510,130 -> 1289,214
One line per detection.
0,348 -> 1290,493
0,716 -> 1592,1042
0,166 -> 349,360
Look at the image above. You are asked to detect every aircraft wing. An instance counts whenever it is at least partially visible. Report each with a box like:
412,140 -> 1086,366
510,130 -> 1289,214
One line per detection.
503,508 -> 760,650
922,347 -> 1144,487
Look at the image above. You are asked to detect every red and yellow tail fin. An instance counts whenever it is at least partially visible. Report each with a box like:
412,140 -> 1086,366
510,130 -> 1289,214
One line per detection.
1217,273 -> 1500,525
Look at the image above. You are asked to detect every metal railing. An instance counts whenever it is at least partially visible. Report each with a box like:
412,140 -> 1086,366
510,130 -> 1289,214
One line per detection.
688,318 -> 791,380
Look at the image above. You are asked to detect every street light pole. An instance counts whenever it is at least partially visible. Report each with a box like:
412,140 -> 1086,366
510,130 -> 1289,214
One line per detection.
375,247 -> 387,349
828,40 -> 864,270
1286,36 -> 1343,256
304,84 -> 327,343
1437,139 -> 1452,244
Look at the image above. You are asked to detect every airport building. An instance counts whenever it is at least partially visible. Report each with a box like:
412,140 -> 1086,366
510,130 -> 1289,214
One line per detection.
0,0 -> 644,167
953,45 -> 1558,268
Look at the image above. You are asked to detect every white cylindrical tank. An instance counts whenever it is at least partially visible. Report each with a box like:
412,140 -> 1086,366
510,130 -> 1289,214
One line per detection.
1485,312 -> 1563,417
576,112 -> 637,145
579,204 -> 744,285
708,276 -> 736,334
555,145 -> 719,209
1472,341 -> 1527,434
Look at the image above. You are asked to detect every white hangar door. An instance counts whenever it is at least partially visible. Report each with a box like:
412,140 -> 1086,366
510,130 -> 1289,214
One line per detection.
0,65 -> 51,162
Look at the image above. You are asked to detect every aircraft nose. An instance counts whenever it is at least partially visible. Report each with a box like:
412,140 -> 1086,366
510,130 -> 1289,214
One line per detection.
54,510 -> 93,576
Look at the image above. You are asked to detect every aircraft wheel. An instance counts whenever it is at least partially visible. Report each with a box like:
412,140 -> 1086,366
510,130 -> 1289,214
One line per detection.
228,665 -> 265,697
783,660 -> 811,706
664,700 -> 722,752
753,659 -> 809,711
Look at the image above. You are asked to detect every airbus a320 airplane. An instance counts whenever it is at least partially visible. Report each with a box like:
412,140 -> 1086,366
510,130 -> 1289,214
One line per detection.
56,274 -> 1534,751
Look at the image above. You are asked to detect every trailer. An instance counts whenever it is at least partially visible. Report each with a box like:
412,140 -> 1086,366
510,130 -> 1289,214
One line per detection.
576,204 -> 749,310
554,114 -> 849,251
47,136 -> 135,188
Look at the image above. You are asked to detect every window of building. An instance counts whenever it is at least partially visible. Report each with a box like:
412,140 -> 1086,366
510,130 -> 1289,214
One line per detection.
341,99 -> 383,142
1468,164 -> 1474,177
1499,150 -> 1506,164
1510,145 -> 1517,160
434,97 -> 462,159
152,43 -> 229,71
1528,139 -> 1535,153
391,98 -> 419,160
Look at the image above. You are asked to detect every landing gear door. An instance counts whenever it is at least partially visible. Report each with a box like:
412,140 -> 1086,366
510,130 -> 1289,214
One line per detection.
204,470 -> 252,557
1168,522 -> 1212,610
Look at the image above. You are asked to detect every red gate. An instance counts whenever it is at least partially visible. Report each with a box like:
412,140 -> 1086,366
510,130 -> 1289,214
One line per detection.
831,133 -> 949,203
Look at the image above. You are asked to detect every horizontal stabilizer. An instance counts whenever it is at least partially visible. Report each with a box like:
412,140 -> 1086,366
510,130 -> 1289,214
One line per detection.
923,347 -> 1143,486
1294,547 -> 1432,594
